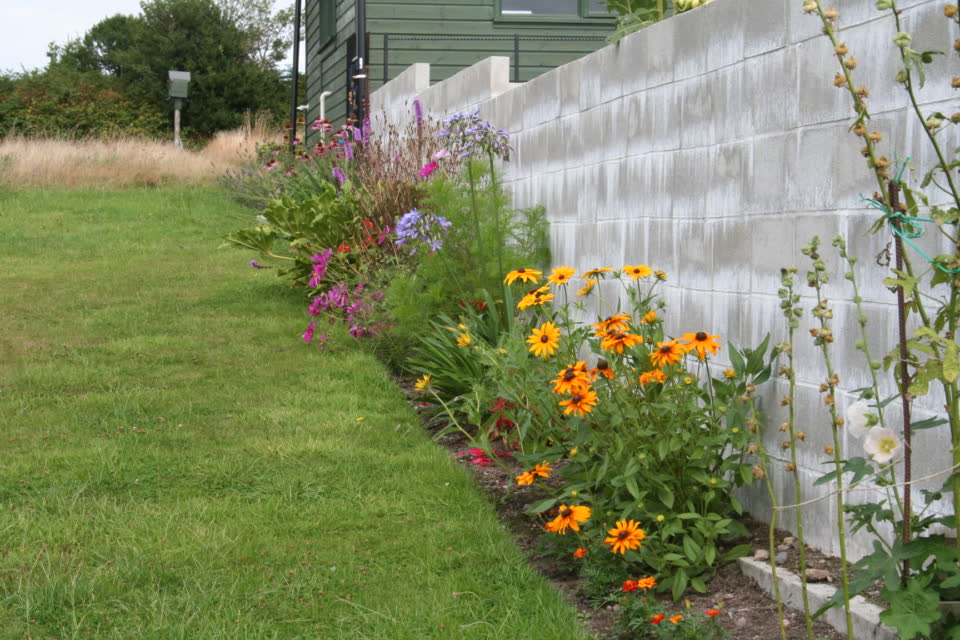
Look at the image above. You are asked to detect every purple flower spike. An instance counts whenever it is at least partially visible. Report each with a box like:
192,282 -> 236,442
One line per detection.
414,99 -> 423,127
332,167 -> 346,186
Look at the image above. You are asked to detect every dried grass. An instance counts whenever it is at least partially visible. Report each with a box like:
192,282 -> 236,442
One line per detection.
0,112 -> 280,189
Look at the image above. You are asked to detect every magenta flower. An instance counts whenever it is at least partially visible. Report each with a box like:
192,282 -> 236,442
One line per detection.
419,162 -> 439,178
302,323 -> 316,343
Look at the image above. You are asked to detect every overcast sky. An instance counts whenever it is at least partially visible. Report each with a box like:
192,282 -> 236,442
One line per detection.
1,0 -> 301,73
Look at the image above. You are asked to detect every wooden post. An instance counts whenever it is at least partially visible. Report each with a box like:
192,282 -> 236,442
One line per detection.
173,98 -> 183,149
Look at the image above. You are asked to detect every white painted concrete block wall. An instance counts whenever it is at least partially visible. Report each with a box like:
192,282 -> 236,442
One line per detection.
369,0 -> 959,559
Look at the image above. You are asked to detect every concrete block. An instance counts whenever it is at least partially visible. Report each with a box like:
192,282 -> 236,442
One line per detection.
578,48 -> 603,112
738,557 -> 899,640
677,65 -> 745,147
558,57 -> 582,117
542,119 -> 566,174
705,141 -> 747,217
624,153 -> 673,220
645,217 -> 680,279
521,69 -> 560,130
787,0 -> 826,45
551,222 -> 581,266
677,219 -> 714,290
745,0 -> 788,57
579,105 -> 607,166
671,148 -> 712,218
509,129 -> 534,179
561,114 -> 585,170
594,160 -> 628,222
830,109 -> 908,209
743,47 -> 799,135
672,7 -> 709,81
597,44 -> 624,104
595,219 -> 632,269
749,214 -> 799,295
700,0 -> 745,72
838,13 -> 908,115
577,163 -> 602,224
796,37 -> 855,127
639,15 -> 676,88
625,85 -> 681,156
710,218 -> 754,293
669,287 -> 713,340
743,133 -> 793,215
786,125 -> 845,212
538,170 -> 578,225
599,98 -> 628,162
619,26 -> 650,96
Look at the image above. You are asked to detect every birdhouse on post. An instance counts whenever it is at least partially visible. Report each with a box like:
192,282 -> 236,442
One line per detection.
167,70 -> 191,148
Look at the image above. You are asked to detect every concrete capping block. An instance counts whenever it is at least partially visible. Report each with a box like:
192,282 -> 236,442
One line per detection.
738,558 -> 898,640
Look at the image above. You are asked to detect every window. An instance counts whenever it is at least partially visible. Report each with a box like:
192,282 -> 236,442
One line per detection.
316,0 -> 336,46
498,0 -> 612,19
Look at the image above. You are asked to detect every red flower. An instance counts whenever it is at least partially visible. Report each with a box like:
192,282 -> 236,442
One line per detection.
573,548 -> 588,558
650,614 -> 665,624
362,219 -> 374,229
337,243 -> 351,252
705,608 -> 721,617
622,580 -> 639,592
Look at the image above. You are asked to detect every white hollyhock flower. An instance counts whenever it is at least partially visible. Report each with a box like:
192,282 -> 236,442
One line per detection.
845,399 -> 873,438
864,427 -> 902,464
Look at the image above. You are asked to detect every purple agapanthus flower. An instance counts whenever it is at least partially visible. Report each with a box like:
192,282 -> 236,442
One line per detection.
439,110 -> 511,161
395,209 -> 452,255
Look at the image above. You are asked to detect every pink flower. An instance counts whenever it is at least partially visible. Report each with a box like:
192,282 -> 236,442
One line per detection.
302,323 -> 316,343
432,148 -> 449,160
419,162 -> 439,178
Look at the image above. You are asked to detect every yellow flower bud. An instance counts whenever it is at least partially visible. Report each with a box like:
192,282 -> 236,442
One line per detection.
946,4 -> 958,17
845,56 -> 858,69
868,131 -> 883,143
824,7 -> 839,20
824,446 -> 834,455
833,73 -> 847,87
853,124 -> 868,136
835,43 -> 849,55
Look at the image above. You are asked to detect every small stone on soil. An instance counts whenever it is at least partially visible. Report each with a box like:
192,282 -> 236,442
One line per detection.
775,552 -> 788,564
806,568 -> 830,582
753,550 -> 770,561
783,537 -> 796,545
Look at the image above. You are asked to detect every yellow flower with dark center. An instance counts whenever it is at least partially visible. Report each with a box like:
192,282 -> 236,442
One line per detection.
559,388 -> 598,416
583,267 -> 613,278
547,265 -> 576,286
545,504 -> 591,534
576,278 -> 597,297
414,374 -> 432,391
516,471 -> 536,486
591,359 -> 615,380
604,519 -> 646,554
655,269 -> 668,281
681,331 -> 721,359
456,333 -> 472,348
551,362 -> 591,395
623,265 -> 653,281
527,322 -> 561,359
639,369 -> 668,386
503,268 -> 542,286
601,330 -> 644,354
649,340 -> 683,368
592,313 -> 631,336
641,310 -> 658,324
517,286 -> 553,310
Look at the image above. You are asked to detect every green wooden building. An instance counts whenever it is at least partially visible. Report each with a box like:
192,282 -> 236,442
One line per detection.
304,0 -> 614,129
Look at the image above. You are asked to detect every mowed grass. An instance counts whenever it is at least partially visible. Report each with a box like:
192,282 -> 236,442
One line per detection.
0,187 -> 588,640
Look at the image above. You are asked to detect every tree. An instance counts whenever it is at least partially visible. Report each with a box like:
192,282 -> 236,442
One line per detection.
217,0 -> 296,70
47,0 -> 287,139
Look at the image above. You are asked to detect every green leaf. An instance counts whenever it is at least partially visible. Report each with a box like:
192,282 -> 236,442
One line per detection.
524,497 -> 558,515
945,340 -> 960,383
879,576 -> 941,639
661,487 -> 675,509
691,576 -> 707,593
729,343 -> 745,376
682,536 -> 702,562
672,568 -> 689,601
913,416 -> 948,431
704,542 -> 716,567
625,476 -> 641,500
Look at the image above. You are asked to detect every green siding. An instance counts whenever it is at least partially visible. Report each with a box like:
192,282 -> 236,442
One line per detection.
306,0 -> 611,133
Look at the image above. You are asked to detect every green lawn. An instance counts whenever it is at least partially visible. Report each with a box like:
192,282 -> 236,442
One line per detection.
0,187 -> 588,640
